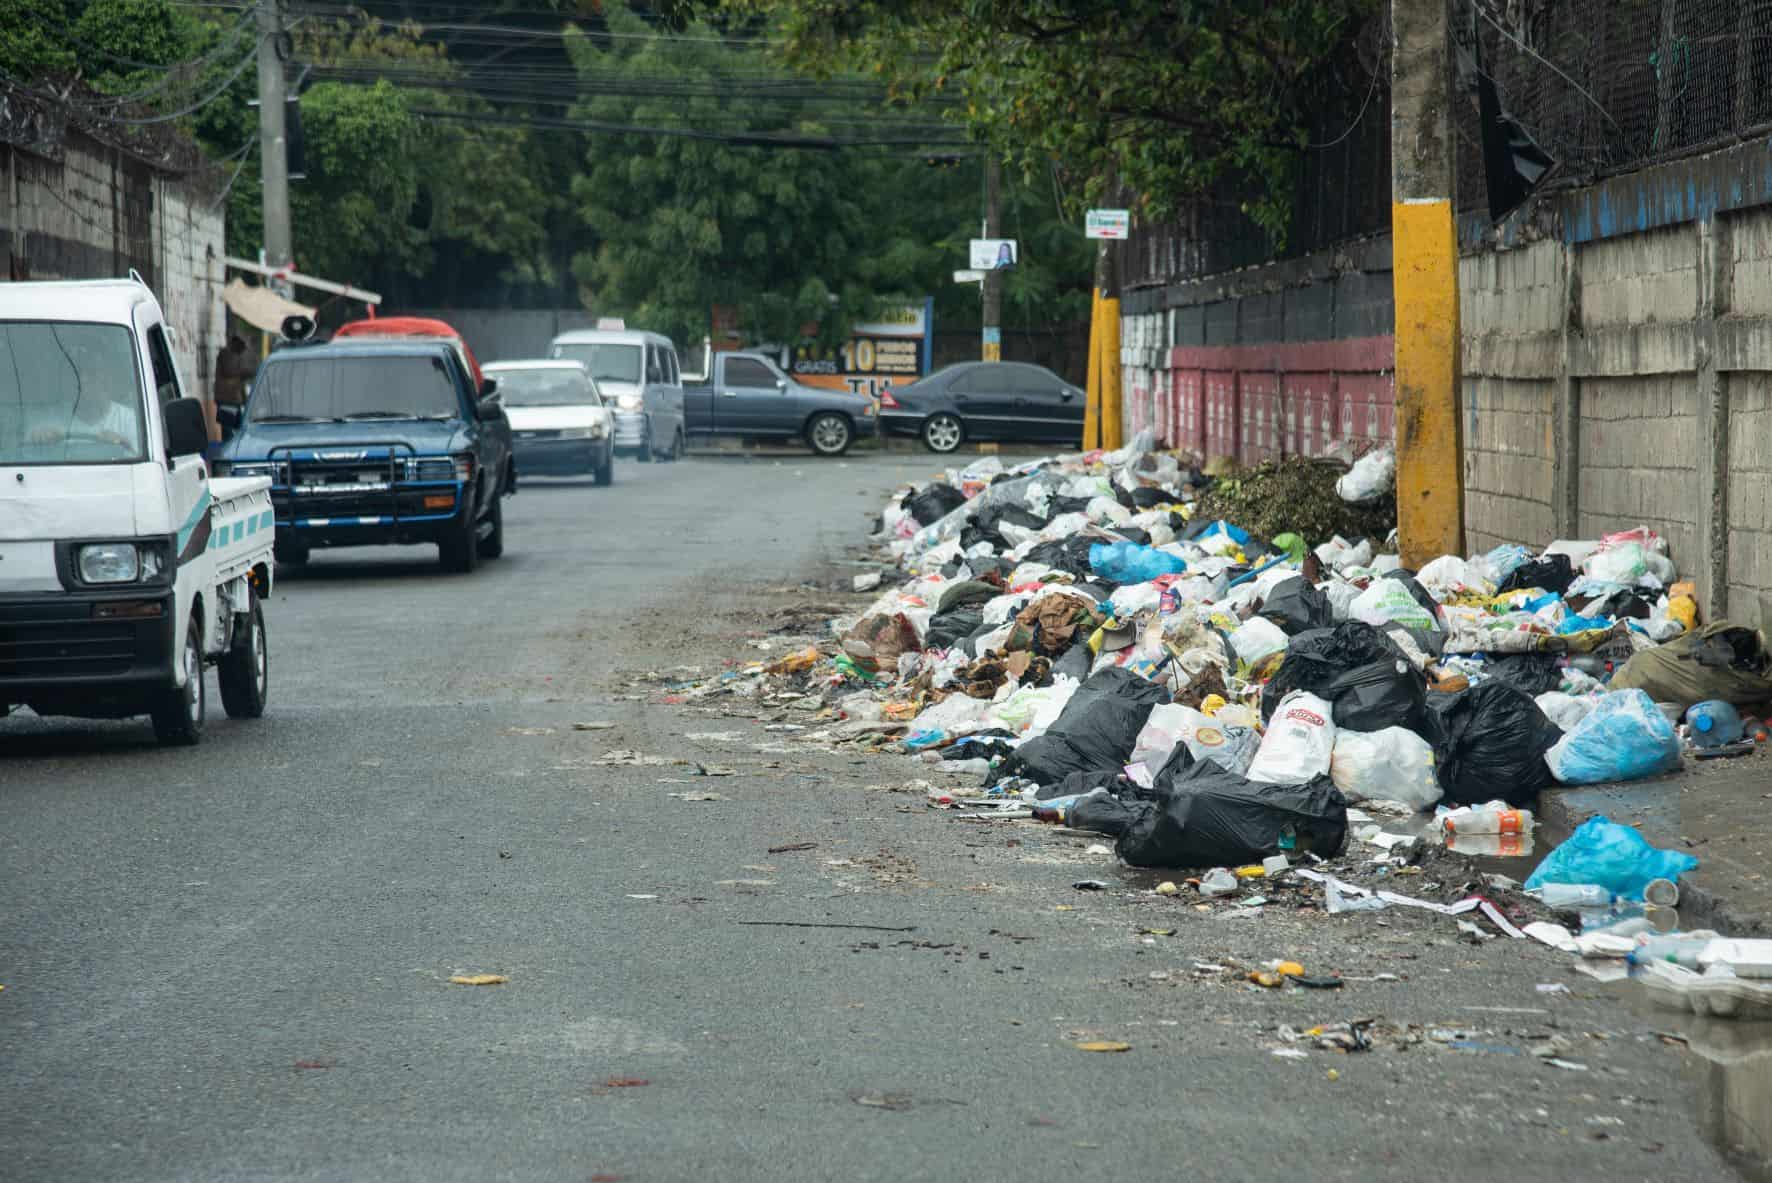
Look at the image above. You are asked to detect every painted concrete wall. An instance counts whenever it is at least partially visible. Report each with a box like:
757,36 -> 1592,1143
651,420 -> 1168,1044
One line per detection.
1,133 -> 225,396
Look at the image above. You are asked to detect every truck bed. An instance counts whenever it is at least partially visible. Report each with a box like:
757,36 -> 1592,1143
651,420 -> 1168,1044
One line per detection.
205,476 -> 275,583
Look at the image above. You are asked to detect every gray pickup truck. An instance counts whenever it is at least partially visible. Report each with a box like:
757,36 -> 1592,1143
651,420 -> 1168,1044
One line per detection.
683,351 -> 877,456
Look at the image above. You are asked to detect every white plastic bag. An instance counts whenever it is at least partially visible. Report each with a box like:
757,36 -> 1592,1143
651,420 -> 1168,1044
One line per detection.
1350,581 -> 1438,632
1229,615 -> 1290,667
1247,691 -> 1337,784
1331,539 -> 1375,572
1322,578 -> 1361,622
1336,446 -> 1396,503
1329,727 -> 1440,810
1535,691 -> 1597,732
1131,703 -> 1260,775
1584,541 -> 1649,585
1415,555 -> 1495,602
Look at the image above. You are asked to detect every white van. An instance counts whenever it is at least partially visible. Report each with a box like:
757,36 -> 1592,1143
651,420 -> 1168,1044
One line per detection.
548,328 -> 686,462
0,277 -> 274,745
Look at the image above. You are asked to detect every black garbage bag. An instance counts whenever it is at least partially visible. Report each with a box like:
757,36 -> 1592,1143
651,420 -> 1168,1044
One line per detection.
936,580 -> 1000,613
962,502 -> 1046,549
945,731 -> 1018,763
1584,587 -> 1655,621
1428,681 -> 1561,807
1107,760 -> 1349,868
1497,554 -> 1575,596
1481,652 -> 1563,695
1260,576 -> 1333,635
1262,622 -> 1428,733
1046,495 -> 1095,519
1024,535 -> 1098,578
925,606 -> 985,652
1129,486 -> 1182,509
1051,639 -> 1094,683
907,482 -> 967,526
1033,767 -> 1133,801
997,667 -> 1171,785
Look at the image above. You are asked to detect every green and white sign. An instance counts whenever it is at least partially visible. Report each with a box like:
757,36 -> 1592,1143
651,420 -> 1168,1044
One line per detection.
1085,209 -> 1131,240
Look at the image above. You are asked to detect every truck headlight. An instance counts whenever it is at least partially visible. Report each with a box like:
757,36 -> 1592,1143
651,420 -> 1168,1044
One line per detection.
79,543 -> 142,583
617,394 -> 643,411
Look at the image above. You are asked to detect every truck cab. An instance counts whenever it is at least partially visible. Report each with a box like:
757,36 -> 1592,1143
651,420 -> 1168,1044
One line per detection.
0,278 -> 274,745
215,338 -> 514,573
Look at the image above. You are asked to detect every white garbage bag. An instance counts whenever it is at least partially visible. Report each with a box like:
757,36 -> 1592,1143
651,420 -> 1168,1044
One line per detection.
1336,446 -> 1395,503
1247,691 -> 1338,784
1329,727 -> 1441,810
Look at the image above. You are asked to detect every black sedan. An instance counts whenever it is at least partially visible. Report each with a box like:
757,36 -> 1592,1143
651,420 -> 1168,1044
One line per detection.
878,361 -> 1085,453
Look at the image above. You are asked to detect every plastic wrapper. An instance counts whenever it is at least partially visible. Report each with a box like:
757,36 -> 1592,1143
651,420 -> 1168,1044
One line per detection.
1524,814 -> 1698,900
1545,688 -> 1684,784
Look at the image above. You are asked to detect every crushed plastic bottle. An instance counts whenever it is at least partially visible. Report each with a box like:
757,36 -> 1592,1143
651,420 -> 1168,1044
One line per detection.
1439,802 -> 1534,836
1688,700 -> 1744,748
1628,932 -> 1722,969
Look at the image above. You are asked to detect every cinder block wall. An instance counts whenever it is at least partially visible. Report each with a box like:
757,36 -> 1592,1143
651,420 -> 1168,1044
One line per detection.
1459,179 -> 1772,626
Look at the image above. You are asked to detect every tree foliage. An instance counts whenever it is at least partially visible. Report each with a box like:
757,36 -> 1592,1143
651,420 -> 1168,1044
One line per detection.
747,0 -> 1378,241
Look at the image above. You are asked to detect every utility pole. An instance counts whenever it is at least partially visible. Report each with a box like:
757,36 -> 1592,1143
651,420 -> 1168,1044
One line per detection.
1390,0 -> 1464,564
257,0 -> 292,295
1096,233 -> 1122,451
981,156 -> 1001,362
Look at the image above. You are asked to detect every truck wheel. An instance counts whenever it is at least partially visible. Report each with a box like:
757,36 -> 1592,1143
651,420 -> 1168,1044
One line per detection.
151,610 -> 206,746
807,412 -> 853,457
922,413 -> 965,454
476,488 -> 505,559
273,539 -> 309,566
439,492 -> 481,574
218,588 -> 268,720
594,441 -> 614,487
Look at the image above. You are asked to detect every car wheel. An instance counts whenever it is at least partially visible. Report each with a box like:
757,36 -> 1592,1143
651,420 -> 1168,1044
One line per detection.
150,610 -> 206,746
273,539 -> 309,566
439,490 -> 481,574
594,441 -> 614,486
218,588 -> 268,720
807,412 -> 853,457
476,487 -> 505,559
922,413 -> 965,454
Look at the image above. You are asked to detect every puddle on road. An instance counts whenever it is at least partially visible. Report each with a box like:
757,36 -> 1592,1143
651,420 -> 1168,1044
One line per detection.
1684,1019 -> 1772,1181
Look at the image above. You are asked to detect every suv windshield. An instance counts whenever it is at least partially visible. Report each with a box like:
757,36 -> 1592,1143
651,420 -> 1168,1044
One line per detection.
249,354 -> 461,422
0,322 -> 147,465
552,342 -> 641,384
491,368 -> 599,407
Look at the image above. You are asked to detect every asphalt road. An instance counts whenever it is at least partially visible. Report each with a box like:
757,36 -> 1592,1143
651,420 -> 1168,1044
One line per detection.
1,451 -> 1752,1182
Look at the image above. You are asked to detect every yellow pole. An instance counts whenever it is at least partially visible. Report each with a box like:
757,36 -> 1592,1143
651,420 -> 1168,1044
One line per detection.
1390,0 -> 1465,565
1084,287 -> 1102,450
1100,290 -> 1123,450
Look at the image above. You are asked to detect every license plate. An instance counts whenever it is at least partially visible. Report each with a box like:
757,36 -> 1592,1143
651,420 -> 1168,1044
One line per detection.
295,481 -> 389,494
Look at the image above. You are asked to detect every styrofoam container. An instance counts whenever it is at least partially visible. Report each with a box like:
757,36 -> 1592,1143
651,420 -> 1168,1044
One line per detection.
1697,938 -> 1772,979
1638,959 -> 1772,1020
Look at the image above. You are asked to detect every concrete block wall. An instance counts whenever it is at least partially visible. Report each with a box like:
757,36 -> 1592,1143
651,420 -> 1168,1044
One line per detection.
3,133 -> 225,397
1575,374 -> 1699,561
1726,373 -> 1772,621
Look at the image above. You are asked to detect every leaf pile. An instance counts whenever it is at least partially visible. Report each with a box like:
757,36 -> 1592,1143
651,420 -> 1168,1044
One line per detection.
1191,457 -> 1395,546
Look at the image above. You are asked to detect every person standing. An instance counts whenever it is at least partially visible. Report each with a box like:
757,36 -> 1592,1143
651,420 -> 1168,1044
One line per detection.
212,335 -> 254,441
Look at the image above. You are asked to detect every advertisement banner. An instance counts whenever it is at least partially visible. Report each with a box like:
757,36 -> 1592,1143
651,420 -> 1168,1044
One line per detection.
790,299 -> 933,399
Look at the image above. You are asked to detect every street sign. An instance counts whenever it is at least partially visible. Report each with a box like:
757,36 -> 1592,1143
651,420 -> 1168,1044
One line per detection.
953,269 -> 985,284
969,238 -> 1018,270
1085,209 -> 1131,240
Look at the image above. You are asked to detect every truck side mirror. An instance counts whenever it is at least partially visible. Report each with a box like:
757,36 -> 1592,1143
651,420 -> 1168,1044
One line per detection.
775,378 -> 788,391
164,397 -> 209,458
479,377 -> 499,399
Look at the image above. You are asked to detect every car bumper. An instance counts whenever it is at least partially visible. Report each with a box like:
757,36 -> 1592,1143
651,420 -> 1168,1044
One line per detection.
513,437 -> 604,476
611,411 -> 648,450
0,590 -> 177,712
272,484 -> 465,549
878,411 -> 923,437
853,414 -> 881,439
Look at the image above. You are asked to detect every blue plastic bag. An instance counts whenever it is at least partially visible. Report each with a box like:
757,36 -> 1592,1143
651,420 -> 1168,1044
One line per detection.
1524,814 -> 1699,900
1556,613 -> 1611,634
1198,520 -> 1250,545
1545,689 -> 1682,784
1089,541 -> 1188,584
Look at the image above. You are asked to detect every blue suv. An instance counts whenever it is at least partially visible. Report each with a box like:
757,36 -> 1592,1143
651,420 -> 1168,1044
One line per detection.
215,339 -> 515,573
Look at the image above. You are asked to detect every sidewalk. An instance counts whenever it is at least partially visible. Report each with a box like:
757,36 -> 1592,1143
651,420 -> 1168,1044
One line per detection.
1541,751 -> 1772,934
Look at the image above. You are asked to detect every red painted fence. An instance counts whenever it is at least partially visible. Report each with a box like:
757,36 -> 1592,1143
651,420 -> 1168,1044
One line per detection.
1160,336 -> 1395,462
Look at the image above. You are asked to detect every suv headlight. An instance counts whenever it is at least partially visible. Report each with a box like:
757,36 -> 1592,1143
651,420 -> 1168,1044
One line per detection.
616,394 -> 643,411
77,542 -> 167,584
557,426 -> 595,440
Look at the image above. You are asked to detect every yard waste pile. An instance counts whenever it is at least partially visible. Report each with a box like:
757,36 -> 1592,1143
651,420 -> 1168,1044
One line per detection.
680,436 -> 1764,892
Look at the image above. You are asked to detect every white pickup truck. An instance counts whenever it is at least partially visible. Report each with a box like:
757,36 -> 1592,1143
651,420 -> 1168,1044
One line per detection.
0,277 -> 274,745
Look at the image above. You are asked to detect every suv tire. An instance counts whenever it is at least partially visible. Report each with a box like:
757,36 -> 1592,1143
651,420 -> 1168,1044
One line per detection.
440,490 -> 481,574
477,488 -> 505,559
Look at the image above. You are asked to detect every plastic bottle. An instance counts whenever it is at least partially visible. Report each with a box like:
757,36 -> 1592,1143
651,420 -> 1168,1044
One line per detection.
1688,700 -> 1744,748
1627,933 -> 1720,969
1535,883 -> 1613,908
1440,804 -> 1534,836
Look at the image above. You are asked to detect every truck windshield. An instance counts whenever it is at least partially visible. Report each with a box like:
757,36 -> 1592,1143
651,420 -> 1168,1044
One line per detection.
552,343 -> 641,384
492,369 -> 599,407
0,322 -> 147,465
249,354 -> 461,422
